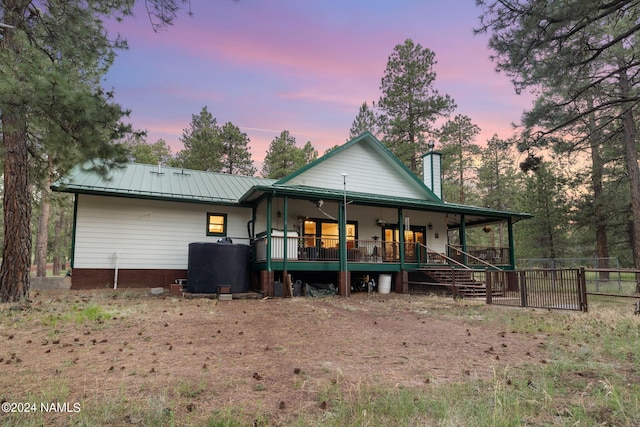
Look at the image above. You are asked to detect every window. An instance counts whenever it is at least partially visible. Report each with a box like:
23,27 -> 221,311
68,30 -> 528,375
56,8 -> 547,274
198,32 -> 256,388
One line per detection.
206,213 -> 227,236
303,219 -> 357,249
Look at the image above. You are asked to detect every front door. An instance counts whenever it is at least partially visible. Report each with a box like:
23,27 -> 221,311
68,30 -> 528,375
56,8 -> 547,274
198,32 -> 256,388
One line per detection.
383,226 -> 426,262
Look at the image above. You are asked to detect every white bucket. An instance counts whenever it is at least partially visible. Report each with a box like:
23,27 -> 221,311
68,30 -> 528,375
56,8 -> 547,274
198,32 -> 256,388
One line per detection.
378,274 -> 392,294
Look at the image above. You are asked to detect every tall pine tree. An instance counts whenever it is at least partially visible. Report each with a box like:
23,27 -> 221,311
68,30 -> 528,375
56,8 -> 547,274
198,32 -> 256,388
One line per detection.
261,131 -> 316,179
476,0 -> 640,272
0,0 -> 131,302
438,115 -> 482,204
377,39 -> 456,172
174,106 -> 221,171
348,102 -> 378,140
219,122 -> 256,176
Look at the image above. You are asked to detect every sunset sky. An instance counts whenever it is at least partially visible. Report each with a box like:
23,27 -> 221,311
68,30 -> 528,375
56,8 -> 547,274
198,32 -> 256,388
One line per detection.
104,0 -> 533,167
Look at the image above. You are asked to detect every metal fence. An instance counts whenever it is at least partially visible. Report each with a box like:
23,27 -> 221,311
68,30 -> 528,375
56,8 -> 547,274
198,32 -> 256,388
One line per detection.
582,268 -> 640,310
583,269 -> 640,295
517,257 -> 620,269
486,269 -> 588,312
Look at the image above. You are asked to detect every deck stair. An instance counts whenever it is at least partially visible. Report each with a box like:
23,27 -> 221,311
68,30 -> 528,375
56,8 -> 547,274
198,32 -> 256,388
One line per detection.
408,267 -> 500,298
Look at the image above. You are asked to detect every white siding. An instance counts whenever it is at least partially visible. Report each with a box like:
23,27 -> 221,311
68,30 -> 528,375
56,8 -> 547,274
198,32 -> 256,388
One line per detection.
403,209 -> 447,253
287,143 -> 427,199
74,195 -> 253,269
422,152 -> 442,200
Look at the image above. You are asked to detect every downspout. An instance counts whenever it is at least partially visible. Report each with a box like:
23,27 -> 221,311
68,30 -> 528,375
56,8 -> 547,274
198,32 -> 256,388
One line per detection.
248,205 -> 256,240
113,251 -> 119,289
248,206 -> 256,263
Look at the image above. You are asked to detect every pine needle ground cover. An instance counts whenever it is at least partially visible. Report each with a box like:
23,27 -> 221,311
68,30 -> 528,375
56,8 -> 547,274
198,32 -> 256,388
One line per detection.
0,290 -> 638,426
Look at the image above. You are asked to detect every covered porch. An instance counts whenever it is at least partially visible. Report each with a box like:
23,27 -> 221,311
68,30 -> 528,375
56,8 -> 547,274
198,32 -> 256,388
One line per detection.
243,187 -> 527,297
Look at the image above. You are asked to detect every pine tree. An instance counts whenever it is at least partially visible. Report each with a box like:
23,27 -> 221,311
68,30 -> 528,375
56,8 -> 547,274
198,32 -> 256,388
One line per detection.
175,106 -> 222,171
477,135 -> 519,212
261,131 -> 316,179
348,102 -> 378,140
219,122 -> 256,176
514,158 -> 571,260
476,0 -> 640,273
125,134 -> 173,165
438,115 -> 482,204
377,39 -> 456,172
0,0 -> 131,302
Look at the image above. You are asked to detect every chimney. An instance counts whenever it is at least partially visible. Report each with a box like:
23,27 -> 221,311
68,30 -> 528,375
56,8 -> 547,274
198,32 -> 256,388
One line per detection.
422,141 -> 442,200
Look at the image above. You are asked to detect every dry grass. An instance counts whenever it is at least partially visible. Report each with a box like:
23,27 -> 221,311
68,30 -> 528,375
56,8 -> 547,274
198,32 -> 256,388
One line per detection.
0,289 -> 638,426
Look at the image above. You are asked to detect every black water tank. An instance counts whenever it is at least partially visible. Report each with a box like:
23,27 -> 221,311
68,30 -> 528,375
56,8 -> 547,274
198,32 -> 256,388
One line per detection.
187,242 -> 250,294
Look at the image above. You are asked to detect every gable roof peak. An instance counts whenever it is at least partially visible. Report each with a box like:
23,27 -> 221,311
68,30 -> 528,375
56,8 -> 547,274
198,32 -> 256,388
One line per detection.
274,132 -> 442,203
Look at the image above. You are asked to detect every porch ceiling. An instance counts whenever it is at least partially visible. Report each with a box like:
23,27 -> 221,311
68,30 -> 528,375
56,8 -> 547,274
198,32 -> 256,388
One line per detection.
240,185 -> 532,224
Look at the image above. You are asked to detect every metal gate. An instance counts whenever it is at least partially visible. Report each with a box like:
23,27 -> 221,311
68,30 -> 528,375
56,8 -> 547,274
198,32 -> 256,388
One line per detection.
486,269 -> 588,312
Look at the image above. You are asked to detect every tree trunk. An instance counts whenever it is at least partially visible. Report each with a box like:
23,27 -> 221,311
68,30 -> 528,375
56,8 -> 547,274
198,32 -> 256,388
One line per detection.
35,165 -> 52,277
0,0 -> 32,303
0,111 -> 32,302
52,208 -> 65,276
586,99 -> 609,280
618,69 -> 640,292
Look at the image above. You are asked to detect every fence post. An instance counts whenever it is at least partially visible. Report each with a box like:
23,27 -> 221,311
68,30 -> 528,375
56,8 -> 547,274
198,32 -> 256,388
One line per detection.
519,270 -> 528,308
579,267 -> 588,312
485,269 -> 492,305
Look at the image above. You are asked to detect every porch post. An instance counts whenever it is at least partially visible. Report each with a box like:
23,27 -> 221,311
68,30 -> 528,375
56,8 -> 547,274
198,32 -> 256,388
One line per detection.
398,209 -> 405,267
266,197 -> 272,269
264,196 -> 273,296
282,196 -> 290,297
507,217 -> 516,269
338,174 -> 350,296
460,214 -> 468,265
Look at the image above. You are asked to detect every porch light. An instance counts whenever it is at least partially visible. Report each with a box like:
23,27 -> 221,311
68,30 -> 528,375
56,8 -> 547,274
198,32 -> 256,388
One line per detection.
376,218 -> 386,226
428,222 -> 433,230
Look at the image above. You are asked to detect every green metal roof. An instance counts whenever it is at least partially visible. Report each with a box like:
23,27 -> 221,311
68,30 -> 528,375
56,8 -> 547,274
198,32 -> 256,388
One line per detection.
52,162 -> 276,204
52,134 -> 531,224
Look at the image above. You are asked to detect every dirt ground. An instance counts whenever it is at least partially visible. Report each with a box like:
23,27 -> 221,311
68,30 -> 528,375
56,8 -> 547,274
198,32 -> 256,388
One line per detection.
0,289 -> 548,425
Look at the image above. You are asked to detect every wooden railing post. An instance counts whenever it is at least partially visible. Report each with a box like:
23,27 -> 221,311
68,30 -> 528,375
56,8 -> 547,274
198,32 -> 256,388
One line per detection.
485,269 -> 492,305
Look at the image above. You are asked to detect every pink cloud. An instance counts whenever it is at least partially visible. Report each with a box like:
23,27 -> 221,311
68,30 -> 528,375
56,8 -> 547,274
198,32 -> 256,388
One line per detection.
106,1 -> 536,174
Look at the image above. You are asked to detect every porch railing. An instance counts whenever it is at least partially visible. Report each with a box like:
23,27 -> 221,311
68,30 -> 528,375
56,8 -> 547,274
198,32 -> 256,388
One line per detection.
415,243 -> 469,268
254,236 -> 509,267
446,244 -> 503,271
256,237 -> 453,264
297,238 -> 386,262
448,244 -> 510,266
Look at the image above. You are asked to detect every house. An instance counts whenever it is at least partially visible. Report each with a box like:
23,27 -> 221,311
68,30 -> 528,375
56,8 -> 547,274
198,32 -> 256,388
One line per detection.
52,132 -> 531,295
